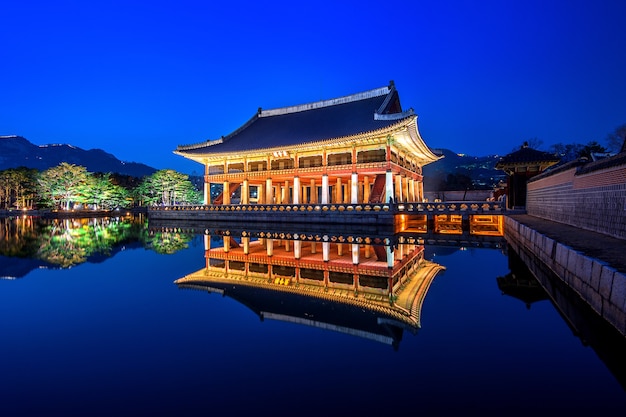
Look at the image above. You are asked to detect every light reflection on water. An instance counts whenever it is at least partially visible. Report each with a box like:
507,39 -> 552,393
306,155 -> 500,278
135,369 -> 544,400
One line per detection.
0,215 -> 625,416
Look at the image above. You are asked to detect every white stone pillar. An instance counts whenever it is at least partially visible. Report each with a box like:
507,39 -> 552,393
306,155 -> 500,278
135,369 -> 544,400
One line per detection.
321,174 -> 329,204
323,241 -> 330,262
386,243 -> 394,269
352,243 -> 360,265
203,234 -> 210,251
385,170 -> 394,203
351,172 -> 358,204
266,239 -> 274,257
294,240 -> 302,259
293,176 -> 300,204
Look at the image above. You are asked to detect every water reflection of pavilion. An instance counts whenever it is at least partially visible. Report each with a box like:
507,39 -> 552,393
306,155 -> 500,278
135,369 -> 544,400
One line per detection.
175,229 -> 445,348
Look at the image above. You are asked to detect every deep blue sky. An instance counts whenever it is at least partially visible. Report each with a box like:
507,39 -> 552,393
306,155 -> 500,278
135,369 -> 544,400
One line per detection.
2,0 -> 625,174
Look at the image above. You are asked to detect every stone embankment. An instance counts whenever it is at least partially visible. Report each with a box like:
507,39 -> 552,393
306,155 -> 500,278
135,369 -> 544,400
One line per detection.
505,214 -> 626,337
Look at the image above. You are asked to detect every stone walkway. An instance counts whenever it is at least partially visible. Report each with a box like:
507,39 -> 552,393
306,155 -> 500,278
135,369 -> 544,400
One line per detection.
507,214 -> 626,274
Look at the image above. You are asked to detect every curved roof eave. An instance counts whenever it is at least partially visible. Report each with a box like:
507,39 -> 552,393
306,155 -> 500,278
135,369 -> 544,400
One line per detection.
175,116 -> 420,161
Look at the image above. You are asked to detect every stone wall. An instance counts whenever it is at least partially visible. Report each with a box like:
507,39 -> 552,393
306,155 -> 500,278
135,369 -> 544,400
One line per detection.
526,155 -> 626,239
505,216 -> 626,337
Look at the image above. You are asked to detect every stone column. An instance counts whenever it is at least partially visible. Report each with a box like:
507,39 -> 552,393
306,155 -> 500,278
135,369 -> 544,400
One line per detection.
266,239 -> 274,257
294,240 -> 302,259
323,241 -> 330,262
293,176 -> 300,204
385,170 -> 394,204
321,175 -> 329,204
352,243 -> 360,265
351,172 -> 358,204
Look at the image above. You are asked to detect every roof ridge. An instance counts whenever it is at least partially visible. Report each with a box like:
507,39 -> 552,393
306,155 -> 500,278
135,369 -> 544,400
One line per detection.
259,84 -> 391,117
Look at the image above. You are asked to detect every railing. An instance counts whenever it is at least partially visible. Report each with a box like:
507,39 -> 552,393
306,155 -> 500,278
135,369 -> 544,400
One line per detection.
395,201 -> 504,214
149,202 -> 393,213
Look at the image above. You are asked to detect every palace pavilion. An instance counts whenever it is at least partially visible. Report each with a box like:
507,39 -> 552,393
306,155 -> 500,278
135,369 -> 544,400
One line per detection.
174,81 -> 441,206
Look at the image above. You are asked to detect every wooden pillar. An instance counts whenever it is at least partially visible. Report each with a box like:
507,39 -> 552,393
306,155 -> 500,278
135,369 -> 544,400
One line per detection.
310,179 -> 316,203
363,175 -> 370,204
335,177 -> 342,204
243,236 -> 250,255
395,174 -> 402,203
242,179 -> 249,204
266,178 -> 273,204
258,183 -> 265,204
223,181 -> 230,205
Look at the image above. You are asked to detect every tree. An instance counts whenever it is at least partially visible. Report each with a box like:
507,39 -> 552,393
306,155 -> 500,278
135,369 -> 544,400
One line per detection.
606,123 -> 626,153
37,163 -> 91,210
81,173 -> 131,209
137,169 -> 201,206
578,141 -> 607,160
0,167 -> 39,209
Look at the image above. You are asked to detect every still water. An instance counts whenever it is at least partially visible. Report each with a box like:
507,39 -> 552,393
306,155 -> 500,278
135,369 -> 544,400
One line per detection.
0,215 -> 625,416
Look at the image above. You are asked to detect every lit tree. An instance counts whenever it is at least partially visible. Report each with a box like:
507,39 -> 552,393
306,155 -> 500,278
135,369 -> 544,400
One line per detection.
82,173 -> 131,209
137,169 -> 201,205
0,167 -> 39,209
37,163 -> 91,210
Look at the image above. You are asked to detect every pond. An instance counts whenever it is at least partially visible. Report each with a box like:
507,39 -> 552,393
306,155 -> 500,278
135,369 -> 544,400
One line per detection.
0,215 -> 624,416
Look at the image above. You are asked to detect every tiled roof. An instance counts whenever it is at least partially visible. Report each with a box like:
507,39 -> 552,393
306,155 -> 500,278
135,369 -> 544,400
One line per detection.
176,82 -> 413,154
496,145 -> 560,167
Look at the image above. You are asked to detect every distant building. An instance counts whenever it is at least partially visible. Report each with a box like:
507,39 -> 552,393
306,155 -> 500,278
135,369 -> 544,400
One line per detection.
495,143 -> 559,209
175,81 -> 441,206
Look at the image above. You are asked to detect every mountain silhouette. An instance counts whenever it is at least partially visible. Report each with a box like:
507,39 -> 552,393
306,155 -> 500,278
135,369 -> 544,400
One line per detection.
0,135 -> 156,177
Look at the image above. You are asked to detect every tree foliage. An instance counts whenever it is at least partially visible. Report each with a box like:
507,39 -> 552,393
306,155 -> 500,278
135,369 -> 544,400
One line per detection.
137,169 -> 201,206
37,163 -> 91,210
0,167 -> 39,209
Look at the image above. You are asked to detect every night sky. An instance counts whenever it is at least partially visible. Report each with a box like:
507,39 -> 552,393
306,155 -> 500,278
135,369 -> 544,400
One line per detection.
2,0 -> 625,174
